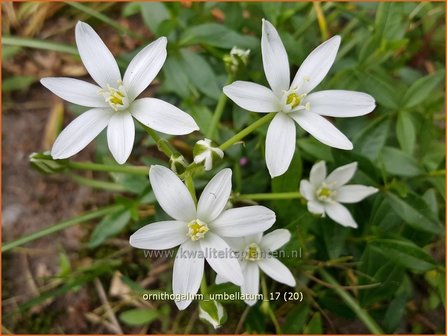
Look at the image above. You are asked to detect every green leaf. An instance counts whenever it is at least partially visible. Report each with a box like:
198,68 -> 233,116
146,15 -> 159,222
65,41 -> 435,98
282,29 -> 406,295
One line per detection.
303,312 -> 322,334
353,116 -> 390,160
89,209 -> 131,248
298,137 -> 334,162
119,308 -> 159,326
186,104 -> 213,133
385,192 -> 443,234
283,302 -> 310,333
361,73 -> 398,109
396,112 -> 416,154
2,75 -> 36,92
140,2 -> 170,35
322,218 -> 349,259
179,23 -> 258,49
370,238 -> 437,272
162,57 -> 190,97
180,49 -> 220,99
380,146 -> 423,177
403,71 -> 445,108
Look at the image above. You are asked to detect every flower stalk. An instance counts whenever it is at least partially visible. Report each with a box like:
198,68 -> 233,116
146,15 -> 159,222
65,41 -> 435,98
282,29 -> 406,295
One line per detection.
67,161 -> 148,175
237,192 -> 303,201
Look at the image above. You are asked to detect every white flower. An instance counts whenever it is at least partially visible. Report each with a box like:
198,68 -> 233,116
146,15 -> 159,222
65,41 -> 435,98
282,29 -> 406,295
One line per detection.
300,161 -> 378,228
223,19 -> 375,178
129,165 -> 275,310
216,229 -> 295,306
41,21 -> 199,164
193,138 -> 224,171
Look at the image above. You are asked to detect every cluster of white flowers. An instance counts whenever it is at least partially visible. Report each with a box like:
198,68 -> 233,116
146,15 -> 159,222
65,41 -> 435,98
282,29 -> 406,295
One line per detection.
42,20 -> 379,314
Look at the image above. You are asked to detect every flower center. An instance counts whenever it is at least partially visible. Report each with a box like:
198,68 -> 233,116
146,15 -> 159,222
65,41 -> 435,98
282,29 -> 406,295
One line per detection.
316,183 -> 336,202
245,243 -> 261,261
281,89 -> 310,113
286,93 -> 301,108
100,81 -> 129,111
187,219 -> 209,241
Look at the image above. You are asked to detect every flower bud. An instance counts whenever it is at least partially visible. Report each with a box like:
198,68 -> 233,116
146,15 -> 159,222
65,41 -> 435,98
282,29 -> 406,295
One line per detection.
199,300 -> 226,329
224,47 -> 250,74
193,139 -> 224,171
29,151 -> 68,174
169,154 -> 188,174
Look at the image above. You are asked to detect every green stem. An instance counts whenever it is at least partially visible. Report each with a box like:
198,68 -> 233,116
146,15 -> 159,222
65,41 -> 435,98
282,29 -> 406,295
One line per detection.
238,192 -> 302,201
2,204 -> 123,252
200,276 -> 208,295
142,125 -> 177,159
219,113 -> 275,151
68,161 -> 148,175
319,269 -> 384,334
260,275 -> 282,334
206,76 -> 233,140
70,174 -> 127,192
66,2 -> 145,41
184,173 -> 197,204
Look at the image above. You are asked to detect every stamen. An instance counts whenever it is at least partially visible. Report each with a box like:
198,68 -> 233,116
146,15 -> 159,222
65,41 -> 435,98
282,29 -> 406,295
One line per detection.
316,183 -> 336,202
245,243 -> 261,261
187,219 -> 209,241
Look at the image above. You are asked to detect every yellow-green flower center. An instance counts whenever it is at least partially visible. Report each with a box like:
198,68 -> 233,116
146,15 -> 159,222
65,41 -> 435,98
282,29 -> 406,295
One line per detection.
286,92 -> 301,108
187,219 -> 209,241
245,243 -> 261,261
100,81 -> 129,111
316,184 -> 335,201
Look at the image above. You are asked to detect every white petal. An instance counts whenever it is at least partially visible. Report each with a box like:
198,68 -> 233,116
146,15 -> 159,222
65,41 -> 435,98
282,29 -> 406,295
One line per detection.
149,165 -> 196,222
107,112 -> 135,164
258,258 -> 296,287
75,21 -> 121,88
261,19 -> 290,95
211,206 -> 275,237
291,111 -> 353,150
130,98 -> 199,135
129,220 -> 188,250
260,229 -> 291,252
173,241 -> 204,310
325,202 -> 358,228
197,168 -> 232,223
223,81 -> 279,113
200,232 -> 243,286
40,77 -> 107,107
215,273 -> 228,285
241,262 -> 260,306
51,108 -> 112,159
266,112 -> 296,178
123,37 -> 167,102
291,35 -> 341,94
299,180 -> 315,201
305,90 -> 376,117
223,237 -> 247,252
326,162 -> 357,186
309,161 -> 327,186
335,185 -> 378,203
308,200 -> 325,215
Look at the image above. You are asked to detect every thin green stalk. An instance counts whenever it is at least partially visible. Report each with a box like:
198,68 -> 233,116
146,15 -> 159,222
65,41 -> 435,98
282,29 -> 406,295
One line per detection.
66,2 -> 144,41
184,173 -> 197,204
2,204 -> 123,252
313,2 -> 329,40
70,174 -> 127,192
219,113 -> 275,151
319,269 -> 384,334
142,125 -> 177,159
68,161 -> 148,175
200,276 -> 208,295
206,76 -> 233,140
238,192 -> 302,201
260,275 -> 282,334
2,36 -> 78,55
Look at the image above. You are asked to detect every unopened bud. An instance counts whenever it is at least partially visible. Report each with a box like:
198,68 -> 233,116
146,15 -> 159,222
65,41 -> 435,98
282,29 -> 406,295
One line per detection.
29,151 -> 68,174
193,139 -> 224,171
224,47 -> 250,74
169,154 -> 188,174
199,300 -> 226,329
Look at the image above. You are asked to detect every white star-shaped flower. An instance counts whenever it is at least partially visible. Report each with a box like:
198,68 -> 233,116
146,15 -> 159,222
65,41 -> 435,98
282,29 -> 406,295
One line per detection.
224,19 -> 376,177
41,21 -> 199,164
216,229 -> 295,306
300,161 -> 378,228
129,165 -> 276,310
